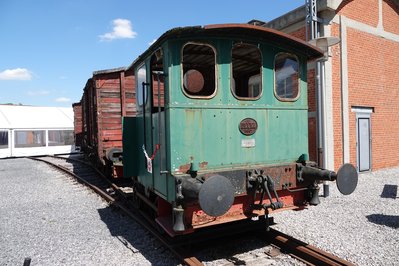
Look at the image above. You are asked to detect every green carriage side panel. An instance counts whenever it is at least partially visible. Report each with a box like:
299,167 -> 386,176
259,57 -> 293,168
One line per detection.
166,37 -> 310,174
122,116 -> 142,177
168,107 -> 308,173
266,109 -> 308,161
151,112 -> 167,196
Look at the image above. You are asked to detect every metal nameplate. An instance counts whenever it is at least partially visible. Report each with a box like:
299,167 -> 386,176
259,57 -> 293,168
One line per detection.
239,118 -> 258,136
241,138 -> 255,148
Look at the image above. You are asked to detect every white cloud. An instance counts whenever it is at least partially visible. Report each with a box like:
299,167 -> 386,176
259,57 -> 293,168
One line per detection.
27,90 -> 50,96
0,68 -> 33,80
99,19 -> 137,41
55,97 -> 71,102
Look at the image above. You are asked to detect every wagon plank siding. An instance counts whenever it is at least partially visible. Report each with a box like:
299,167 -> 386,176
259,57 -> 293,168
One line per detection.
72,102 -> 83,147
74,68 -> 137,169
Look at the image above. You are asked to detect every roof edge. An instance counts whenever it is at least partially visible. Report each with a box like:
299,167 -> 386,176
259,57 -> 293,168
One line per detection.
92,67 -> 126,76
265,0 -> 345,30
127,23 -> 324,70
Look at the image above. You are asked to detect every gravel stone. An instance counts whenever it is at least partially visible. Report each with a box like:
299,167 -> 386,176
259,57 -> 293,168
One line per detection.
271,167 -> 399,266
0,158 -> 178,265
2,158 -> 398,265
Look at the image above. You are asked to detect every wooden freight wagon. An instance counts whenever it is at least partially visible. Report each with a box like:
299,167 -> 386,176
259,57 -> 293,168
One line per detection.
72,102 -> 83,149
76,67 -> 137,177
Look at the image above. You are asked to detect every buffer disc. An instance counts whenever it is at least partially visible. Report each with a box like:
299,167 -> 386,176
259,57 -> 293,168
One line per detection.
198,175 -> 235,217
336,163 -> 358,195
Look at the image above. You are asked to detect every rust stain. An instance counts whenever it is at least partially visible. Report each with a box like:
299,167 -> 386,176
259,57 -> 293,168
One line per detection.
199,161 -> 208,169
179,163 -> 191,173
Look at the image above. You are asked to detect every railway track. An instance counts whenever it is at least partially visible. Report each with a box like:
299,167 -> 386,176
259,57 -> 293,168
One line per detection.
262,229 -> 356,266
29,155 -> 354,266
29,155 -> 202,266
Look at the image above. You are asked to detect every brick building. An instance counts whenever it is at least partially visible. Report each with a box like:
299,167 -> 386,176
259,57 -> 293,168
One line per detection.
256,0 -> 399,172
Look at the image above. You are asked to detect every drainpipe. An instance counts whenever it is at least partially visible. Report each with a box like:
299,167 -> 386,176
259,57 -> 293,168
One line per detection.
306,0 -> 329,197
317,59 -> 329,197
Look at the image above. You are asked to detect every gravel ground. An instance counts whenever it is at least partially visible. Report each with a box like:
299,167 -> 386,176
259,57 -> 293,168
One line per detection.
0,158 -> 178,265
1,158 -> 398,265
272,167 -> 399,266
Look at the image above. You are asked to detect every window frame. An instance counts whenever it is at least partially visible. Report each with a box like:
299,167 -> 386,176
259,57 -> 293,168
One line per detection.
273,52 -> 301,102
230,43 -> 263,101
48,129 -> 74,146
14,130 -> 46,148
0,130 -> 8,149
136,63 -> 148,107
180,42 -> 218,99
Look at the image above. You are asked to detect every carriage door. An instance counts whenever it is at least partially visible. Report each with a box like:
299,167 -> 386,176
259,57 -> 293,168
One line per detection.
354,108 -> 372,172
150,50 -> 167,195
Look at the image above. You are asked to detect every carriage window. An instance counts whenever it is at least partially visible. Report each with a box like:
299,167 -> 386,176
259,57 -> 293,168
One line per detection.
151,49 -> 165,110
0,131 -> 8,149
275,53 -> 299,100
232,44 -> 262,99
15,130 -> 45,148
182,43 -> 216,97
48,130 -> 74,146
136,64 -> 147,106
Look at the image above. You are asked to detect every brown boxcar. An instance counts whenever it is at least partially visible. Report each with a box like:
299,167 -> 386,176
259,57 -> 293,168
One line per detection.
74,67 -> 136,177
72,101 -> 83,149
73,65 -> 164,177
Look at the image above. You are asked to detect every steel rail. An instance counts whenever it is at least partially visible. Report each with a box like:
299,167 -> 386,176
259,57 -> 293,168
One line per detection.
29,156 -> 203,266
263,228 -> 355,266
29,156 -> 115,203
33,155 -> 353,265
50,154 -> 123,195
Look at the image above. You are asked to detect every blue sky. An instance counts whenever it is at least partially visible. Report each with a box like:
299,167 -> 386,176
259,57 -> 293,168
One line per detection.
0,0 -> 304,107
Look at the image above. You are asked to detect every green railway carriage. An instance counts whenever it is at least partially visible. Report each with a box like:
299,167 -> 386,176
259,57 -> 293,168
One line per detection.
123,24 -> 357,236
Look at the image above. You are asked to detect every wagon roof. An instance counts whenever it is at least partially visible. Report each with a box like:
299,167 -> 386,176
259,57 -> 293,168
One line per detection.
92,67 -> 126,76
127,23 -> 324,70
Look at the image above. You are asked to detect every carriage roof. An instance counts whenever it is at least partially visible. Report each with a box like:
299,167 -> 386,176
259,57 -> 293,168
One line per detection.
128,23 -> 324,70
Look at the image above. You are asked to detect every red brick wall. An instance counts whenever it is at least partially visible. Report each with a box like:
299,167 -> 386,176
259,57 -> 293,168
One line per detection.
337,0 -> 380,27
330,24 -> 344,170
307,69 -> 317,162
383,0 -> 399,35
346,28 -> 399,169
307,69 -> 317,113
289,27 -> 307,41
333,0 -> 399,170
279,0 -> 399,170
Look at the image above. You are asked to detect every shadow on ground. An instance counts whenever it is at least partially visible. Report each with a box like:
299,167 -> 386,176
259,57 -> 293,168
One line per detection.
97,206 -> 179,265
366,214 -> 399,229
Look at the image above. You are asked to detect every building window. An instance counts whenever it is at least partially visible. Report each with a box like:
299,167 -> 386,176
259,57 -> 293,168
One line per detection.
275,53 -> 300,100
182,43 -> 216,98
15,130 -> 45,148
231,43 -> 262,99
48,130 -> 74,146
136,63 -> 147,106
0,131 -> 8,149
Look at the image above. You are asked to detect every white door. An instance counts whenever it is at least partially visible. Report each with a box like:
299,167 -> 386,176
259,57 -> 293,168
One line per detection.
0,130 -> 11,158
357,116 -> 371,171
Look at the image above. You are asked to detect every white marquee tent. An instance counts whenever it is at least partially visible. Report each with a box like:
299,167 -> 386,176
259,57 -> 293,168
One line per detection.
0,105 -> 76,158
